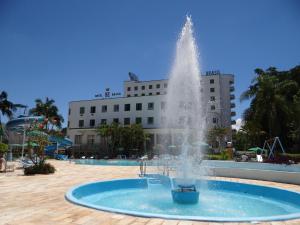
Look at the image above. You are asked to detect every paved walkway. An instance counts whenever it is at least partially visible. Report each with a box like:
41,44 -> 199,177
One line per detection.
1,160 -> 300,225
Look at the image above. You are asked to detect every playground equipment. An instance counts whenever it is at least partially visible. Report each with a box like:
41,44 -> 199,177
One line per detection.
263,137 -> 285,159
5,116 -> 72,160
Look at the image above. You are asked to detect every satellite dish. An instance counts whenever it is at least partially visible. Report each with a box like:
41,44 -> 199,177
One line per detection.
129,72 -> 139,81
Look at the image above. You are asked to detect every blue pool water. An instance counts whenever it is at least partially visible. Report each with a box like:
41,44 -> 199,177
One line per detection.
74,159 -> 140,166
66,176 -> 300,222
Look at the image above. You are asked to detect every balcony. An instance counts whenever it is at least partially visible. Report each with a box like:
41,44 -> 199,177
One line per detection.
230,94 -> 235,100
230,103 -> 236,108
231,111 -> 236,117
229,80 -> 234,85
231,120 -> 236,125
230,86 -> 235,92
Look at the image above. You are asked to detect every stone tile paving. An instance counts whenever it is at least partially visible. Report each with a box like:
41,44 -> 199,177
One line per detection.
0,160 -> 299,225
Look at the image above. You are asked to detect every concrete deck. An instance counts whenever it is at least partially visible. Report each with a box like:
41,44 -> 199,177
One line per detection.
1,160 -> 300,225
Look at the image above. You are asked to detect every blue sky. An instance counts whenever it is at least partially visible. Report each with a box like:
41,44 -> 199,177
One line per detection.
1,0 -> 299,126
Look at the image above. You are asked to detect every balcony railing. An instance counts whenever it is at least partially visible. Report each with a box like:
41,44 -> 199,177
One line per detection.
230,94 -> 235,100
231,120 -> 236,125
231,111 -> 236,117
230,86 -> 235,92
230,103 -> 236,108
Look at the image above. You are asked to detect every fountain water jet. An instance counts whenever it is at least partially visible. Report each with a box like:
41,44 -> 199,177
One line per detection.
164,16 -> 205,203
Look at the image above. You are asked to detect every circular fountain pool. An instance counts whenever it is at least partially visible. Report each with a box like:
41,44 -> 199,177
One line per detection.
66,176 -> 300,222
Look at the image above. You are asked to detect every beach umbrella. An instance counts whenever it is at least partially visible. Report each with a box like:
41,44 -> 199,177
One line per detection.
248,147 -> 263,152
26,130 -> 48,138
248,147 -> 266,154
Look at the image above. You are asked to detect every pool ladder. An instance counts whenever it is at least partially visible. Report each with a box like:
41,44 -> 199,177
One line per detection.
139,156 -> 147,177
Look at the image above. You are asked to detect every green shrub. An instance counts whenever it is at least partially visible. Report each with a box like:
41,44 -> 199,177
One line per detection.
0,142 -> 8,155
24,162 -> 56,175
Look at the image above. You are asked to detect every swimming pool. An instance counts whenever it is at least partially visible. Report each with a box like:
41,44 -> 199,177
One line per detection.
74,159 -> 140,166
66,176 -> 300,222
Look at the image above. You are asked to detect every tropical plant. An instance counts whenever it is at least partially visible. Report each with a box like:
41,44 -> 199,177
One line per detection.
97,124 -> 112,156
27,130 -> 50,165
0,91 -> 26,141
0,142 -> 8,156
96,123 -> 148,157
240,66 -> 300,151
29,97 -> 64,129
206,127 -> 228,152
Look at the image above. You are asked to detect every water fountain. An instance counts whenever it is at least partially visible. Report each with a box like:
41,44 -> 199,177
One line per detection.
164,16 -> 203,204
66,16 -> 300,222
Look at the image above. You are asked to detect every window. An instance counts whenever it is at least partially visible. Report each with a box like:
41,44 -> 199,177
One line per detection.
141,93 -> 145,96
156,92 -> 160,95
75,135 -> 82,144
79,107 -> 85,114
149,93 -> 152,96
134,94 -> 138,97
161,101 -> 166,111
156,84 -> 160,89
134,86 -> 138,91
87,135 -> 95,145
124,104 -> 130,111
127,94 -> 131,97
148,102 -> 154,110
89,119 -> 95,127
135,117 -> 142,124
179,116 -> 185,125
147,117 -> 154,125
136,103 -> 142,111
102,105 -> 107,113
127,87 -> 131,91
90,106 -> 96,113
79,120 -> 84,127
213,118 -> 218,124
124,117 -> 130,125
101,119 -> 107,125
179,101 -> 184,108
149,85 -> 153,89
210,96 -> 215,101
113,118 -> 119,124
210,79 -> 214,84
210,88 -> 215,93
68,108 -> 71,115
114,104 -> 119,112
161,116 -> 166,125
142,86 -> 145,90
164,83 -> 168,88
67,121 -> 70,127
211,105 -> 216,110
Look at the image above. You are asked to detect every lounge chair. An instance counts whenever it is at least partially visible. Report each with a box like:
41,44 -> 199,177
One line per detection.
20,159 -> 34,168
5,162 -> 15,172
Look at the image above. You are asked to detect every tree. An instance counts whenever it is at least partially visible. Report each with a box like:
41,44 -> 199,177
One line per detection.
0,91 -> 26,141
96,123 -> 148,158
206,127 -> 228,152
241,66 -> 300,151
96,124 -> 112,156
29,97 -> 64,129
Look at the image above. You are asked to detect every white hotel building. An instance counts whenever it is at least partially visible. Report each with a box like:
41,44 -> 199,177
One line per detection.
67,71 -> 235,154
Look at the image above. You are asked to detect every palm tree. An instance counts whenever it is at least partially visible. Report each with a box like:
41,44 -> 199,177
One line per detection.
207,127 -> 228,151
240,66 -> 300,149
0,91 -> 26,141
29,97 -> 64,130
97,124 -> 112,156
240,69 -> 290,137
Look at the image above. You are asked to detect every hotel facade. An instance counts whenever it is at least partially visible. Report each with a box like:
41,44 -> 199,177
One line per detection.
67,71 -> 235,155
